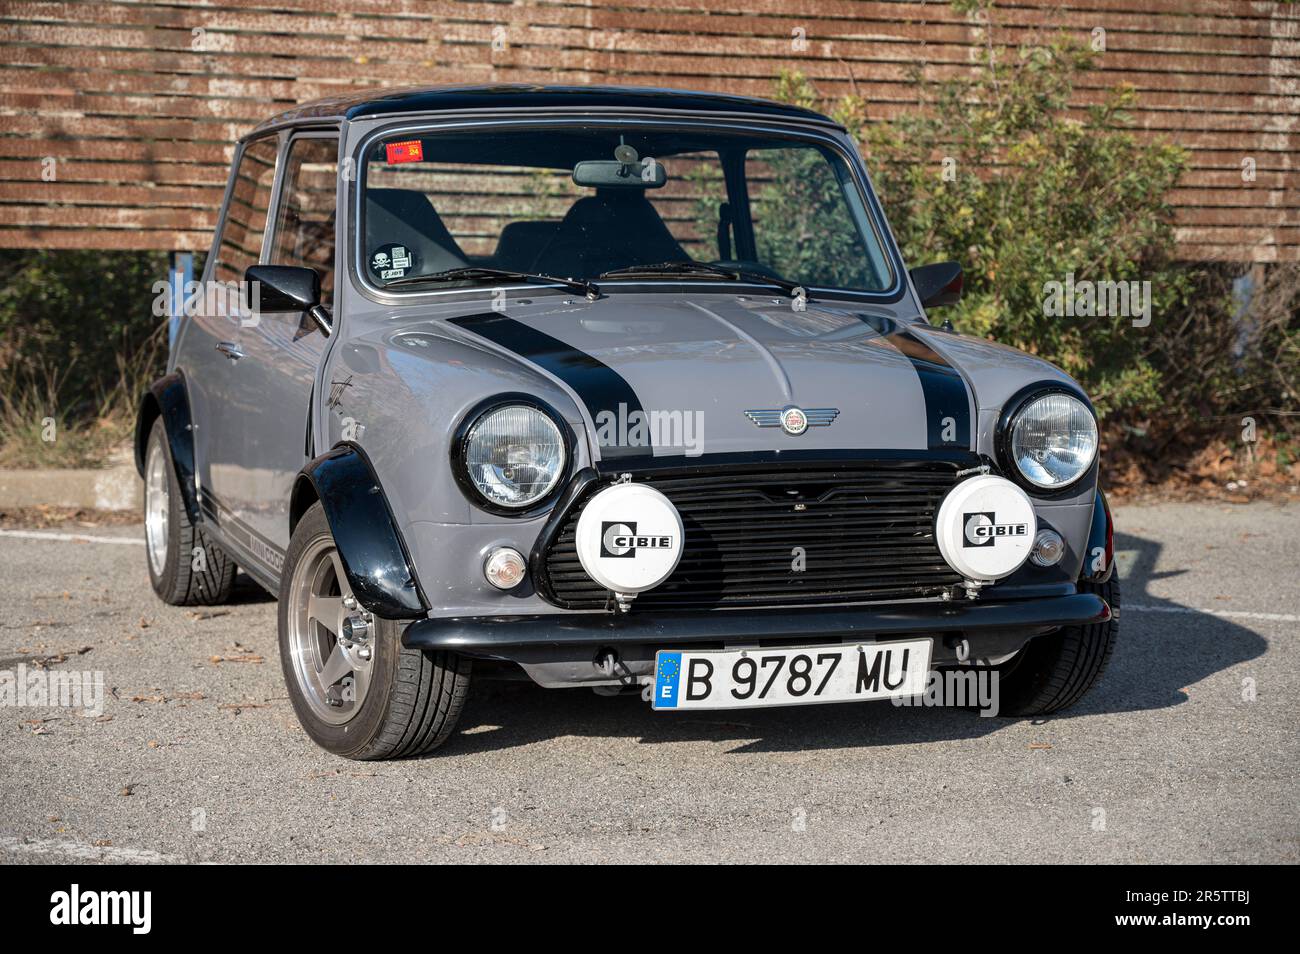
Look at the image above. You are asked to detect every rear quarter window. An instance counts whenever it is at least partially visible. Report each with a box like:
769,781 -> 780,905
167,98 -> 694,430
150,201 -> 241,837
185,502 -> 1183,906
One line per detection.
212,137 -> 278,287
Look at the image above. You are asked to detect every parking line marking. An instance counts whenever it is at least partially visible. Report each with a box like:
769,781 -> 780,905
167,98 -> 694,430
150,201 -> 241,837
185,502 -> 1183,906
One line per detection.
1127,604 -> 1300,623
0,836 -> 180,864
0,528 -> 144,546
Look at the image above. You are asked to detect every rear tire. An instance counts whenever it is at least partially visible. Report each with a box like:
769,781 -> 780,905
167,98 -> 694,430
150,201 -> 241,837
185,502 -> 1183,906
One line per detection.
143,418 -> 236,606
278,502 -> 471,760
998,576 -> 1120,716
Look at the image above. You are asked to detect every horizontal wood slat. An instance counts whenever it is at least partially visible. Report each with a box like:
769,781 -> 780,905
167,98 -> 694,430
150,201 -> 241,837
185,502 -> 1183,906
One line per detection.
0,0 -> 1294,262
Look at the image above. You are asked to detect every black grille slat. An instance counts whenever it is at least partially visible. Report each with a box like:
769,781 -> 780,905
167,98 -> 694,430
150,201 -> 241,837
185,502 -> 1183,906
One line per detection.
541,463 -> 965,610
549,548 -> 951,568
679,511 -> 943,525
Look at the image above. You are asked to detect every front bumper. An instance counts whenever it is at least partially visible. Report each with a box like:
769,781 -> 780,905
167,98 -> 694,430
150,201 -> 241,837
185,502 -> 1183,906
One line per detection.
403,591 -> 1109,657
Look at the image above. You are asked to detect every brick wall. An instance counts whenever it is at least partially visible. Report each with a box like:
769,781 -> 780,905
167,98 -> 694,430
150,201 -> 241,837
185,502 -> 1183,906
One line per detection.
1,0 -> 1295,261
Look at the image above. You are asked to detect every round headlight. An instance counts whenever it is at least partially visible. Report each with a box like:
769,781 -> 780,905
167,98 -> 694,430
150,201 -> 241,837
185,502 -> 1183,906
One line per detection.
461,403 -> 566,510
1008,392 -> 1098,489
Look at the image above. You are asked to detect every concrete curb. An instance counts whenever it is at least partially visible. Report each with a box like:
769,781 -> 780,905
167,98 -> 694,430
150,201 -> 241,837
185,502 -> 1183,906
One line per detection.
0,461 -> 142,511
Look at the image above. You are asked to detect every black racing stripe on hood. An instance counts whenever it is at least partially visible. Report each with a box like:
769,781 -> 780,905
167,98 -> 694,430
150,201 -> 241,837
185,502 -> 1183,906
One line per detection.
449,312 -> 645,459
857,314 -> 971,450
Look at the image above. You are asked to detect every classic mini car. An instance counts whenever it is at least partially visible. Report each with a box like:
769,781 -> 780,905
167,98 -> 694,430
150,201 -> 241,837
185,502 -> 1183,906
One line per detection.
136,85 -> 1117,760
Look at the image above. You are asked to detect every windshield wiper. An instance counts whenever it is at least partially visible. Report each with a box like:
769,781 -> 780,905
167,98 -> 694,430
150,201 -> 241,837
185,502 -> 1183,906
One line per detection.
384,267 -> 600,300
600,261 -> 805,297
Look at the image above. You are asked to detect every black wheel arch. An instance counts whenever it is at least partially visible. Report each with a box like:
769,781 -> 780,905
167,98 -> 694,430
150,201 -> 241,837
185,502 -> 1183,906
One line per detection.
135,371 -> 200,524
292,443 -> 430,620
1081,488 -> 1115,584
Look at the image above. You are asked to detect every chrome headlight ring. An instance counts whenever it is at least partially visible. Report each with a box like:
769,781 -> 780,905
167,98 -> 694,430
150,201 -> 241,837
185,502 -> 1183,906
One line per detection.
452,394 -> 572,515
996,384 -> 1099,494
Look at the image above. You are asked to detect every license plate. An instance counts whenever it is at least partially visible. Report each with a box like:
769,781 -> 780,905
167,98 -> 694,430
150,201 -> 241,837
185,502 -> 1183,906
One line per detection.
652,639 -> 933,711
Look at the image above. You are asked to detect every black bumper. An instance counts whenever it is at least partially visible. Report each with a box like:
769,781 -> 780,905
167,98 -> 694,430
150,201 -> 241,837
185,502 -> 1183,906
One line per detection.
402,592 -> 1110,653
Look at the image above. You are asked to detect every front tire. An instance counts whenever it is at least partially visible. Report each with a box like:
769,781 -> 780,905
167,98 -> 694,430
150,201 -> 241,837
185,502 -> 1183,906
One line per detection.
997,576 -> 1120,716
143,418 -> 236,605
278,502 -> 470,760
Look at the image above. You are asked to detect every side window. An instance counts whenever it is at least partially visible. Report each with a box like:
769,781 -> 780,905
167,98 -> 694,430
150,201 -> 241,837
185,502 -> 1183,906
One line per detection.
212,136 -> 278,288
270,136 -> 339,307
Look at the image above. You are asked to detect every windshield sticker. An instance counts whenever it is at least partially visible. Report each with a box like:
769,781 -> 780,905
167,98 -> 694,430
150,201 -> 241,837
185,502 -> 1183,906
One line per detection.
370,243 -> 416,281
385,140 -> 423,164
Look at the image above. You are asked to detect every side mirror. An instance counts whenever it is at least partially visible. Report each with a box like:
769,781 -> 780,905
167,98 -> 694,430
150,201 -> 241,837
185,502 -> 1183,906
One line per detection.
909,261 -> 963,310
244,265 -> 332,336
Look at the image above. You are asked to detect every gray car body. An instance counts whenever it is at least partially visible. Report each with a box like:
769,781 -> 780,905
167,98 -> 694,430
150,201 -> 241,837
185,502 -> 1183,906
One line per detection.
163,87 -> 1099,674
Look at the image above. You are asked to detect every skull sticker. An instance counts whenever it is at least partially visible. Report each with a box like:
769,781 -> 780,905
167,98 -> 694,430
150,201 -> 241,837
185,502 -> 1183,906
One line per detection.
369,243 -> 417,281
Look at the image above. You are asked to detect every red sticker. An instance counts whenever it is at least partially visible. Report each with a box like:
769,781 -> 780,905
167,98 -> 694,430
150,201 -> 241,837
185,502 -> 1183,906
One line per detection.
385,140 -> 423,164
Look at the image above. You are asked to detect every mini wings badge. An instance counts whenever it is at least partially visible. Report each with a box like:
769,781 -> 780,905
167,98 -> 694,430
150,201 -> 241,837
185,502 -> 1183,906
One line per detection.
744,406 -> 840,436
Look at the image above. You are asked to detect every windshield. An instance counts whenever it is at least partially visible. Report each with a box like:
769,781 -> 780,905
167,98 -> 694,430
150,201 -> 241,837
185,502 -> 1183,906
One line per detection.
358,124 -> 894,294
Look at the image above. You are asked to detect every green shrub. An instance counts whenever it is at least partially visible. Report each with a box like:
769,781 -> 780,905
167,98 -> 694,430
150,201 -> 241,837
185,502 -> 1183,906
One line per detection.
0,249 -> 172,467
781,26 -> 1188,414
768,0 -> 1296,472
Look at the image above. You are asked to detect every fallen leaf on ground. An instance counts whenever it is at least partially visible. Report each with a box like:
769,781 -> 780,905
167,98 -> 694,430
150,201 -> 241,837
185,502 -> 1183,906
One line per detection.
210,653 -> 264,664
217,702 -> 270,713
32,646 -> 93,669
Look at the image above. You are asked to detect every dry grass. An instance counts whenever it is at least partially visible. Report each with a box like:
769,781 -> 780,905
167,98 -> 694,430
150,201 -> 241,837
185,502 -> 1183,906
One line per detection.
0,322 -> 165,469
0,505 -> 143,528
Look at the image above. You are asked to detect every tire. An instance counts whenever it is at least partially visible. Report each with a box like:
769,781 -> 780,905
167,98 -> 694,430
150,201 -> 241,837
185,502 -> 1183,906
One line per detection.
143,418 -> 236,606
278,502 -> 470,760
997,576 -> 1120,716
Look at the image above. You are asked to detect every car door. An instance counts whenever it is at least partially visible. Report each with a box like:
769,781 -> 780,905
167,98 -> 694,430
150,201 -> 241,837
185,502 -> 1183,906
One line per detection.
233,131 -> 340,564
185,135 -> 279,539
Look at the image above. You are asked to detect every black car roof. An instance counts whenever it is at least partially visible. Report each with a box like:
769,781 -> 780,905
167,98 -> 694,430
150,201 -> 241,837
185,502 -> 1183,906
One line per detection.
247,84 -> 837,137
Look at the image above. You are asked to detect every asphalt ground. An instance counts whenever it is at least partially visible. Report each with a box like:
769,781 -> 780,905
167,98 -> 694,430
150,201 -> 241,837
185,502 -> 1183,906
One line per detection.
0,501 -> 1296,864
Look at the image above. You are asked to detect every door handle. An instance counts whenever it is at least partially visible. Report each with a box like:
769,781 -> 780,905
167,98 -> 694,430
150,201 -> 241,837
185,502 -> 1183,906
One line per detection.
216,341 -> 245,361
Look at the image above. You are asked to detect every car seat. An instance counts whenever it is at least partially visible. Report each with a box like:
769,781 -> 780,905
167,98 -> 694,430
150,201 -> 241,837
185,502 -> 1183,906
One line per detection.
492,220 -> 562,273
364,188 -> 469,276
531,190 -> 687,277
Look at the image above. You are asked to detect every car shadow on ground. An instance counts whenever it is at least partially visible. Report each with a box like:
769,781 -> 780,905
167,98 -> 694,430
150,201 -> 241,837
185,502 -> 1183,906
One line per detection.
444,528 -> 1268,755
228,573 -> 277,605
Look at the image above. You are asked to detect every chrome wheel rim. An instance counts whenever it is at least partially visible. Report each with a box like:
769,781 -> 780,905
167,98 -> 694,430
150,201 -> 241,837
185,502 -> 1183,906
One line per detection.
144,439 -> 170,577
287,537 -> 374,726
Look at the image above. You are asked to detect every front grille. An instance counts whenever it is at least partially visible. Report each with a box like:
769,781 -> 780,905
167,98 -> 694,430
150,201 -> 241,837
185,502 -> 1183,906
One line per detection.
541,463 -> 965,610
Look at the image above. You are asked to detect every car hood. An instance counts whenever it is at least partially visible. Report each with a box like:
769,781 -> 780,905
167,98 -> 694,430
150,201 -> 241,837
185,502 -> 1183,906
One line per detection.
434,291 -> 1075,462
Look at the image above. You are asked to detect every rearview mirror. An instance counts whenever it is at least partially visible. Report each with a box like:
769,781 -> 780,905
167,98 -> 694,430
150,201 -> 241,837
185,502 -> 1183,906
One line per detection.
909,261 -> 963,310
572,159 -> 667,189
244,265 -> 332,336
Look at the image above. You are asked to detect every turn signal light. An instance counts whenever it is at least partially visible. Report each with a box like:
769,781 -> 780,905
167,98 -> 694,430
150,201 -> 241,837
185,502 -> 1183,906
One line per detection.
1030,529 -> 1065,567
484,547 -> 528,590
